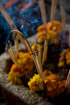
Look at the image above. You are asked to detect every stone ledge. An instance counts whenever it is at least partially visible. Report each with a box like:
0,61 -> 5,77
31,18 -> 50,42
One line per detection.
0,35 -> 53,105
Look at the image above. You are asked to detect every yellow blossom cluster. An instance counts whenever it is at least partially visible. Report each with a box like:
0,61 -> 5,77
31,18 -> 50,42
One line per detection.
17,52 -> 34,74
8,71 -> 24,85
8,52 -> 34,84
28,74 -> 44,91
37,20 -> 62,44
58,49 -> 70,67
31,44 -> 39,52
28,70 -> 66,98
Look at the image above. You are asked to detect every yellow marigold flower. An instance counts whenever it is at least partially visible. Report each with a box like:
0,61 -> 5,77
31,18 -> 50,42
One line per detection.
58,61 -> 65,67
8,71 -> 24,85
37,31 -> 46,43
65,49 -> 70,53
31,44 -> 39,52
28,74 -> 43,91
60,51 -> 65,57
46,20 -> 62,35
37,25 -> 46,32
47,74 -> 59,81
11,64 -> 17,72
43,70 -> 52,77
28,70 -> 66,98
66,59 -> 70,65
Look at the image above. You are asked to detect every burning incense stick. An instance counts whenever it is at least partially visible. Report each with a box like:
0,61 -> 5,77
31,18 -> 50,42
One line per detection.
15,39 -> 19,54
11,30 -> 31,53
39,0 -> 47,27
69,25 -> 70,47
34,47 -> 44,81
8,41 -> 18,62
60,5 -> 66,31
38,44 -> 43,63
0,3 -> 17,30
42,39 -> 48,66
8,49 -> 18,66
50,0 -> 58,25
6,44 -> 19,66
65,70 -> 70,87
37,34 -> 45,64
39,0 -> 48,66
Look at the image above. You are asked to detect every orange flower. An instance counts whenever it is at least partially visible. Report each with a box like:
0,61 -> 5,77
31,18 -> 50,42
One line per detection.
11,64 -> 22,73
30,82 -> 36,91
37,25 -> 46,32
46,20 -> 62,35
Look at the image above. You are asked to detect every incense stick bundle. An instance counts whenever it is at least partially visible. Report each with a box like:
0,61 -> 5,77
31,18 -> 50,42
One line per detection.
6,43 -> 19,66
15,39 -> 19,54
0,3 -> 17,30
36,55 -> 44,81
38,44 -> 43,64
39,0 -> 48,66
65,70 -> 70,87
42,39 -> 48,66
69,25 -> 70,47
11,30 -> 31,53
8,48 -> 18,66
50,0 -> 58,25
60,5 -> 66,31
34,47 -> 44,81
8,41 -> 18,62
39,0 -> 47,27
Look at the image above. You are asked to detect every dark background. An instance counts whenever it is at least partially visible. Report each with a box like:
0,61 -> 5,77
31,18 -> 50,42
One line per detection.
0,0 -> 70,54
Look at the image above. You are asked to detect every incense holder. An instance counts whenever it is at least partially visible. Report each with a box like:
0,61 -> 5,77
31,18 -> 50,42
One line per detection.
0,35 -> 70,105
